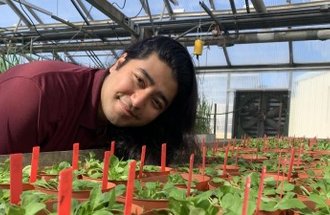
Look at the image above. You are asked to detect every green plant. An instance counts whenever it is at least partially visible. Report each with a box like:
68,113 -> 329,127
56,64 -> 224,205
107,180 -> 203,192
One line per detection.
0,54 -> 22,73
195,97 -> 213,134
41,161 -> 72,175
0,189 -> 56,215
0,159 -> 31,183
72,186 -> 125,214
83,154 -> 138,181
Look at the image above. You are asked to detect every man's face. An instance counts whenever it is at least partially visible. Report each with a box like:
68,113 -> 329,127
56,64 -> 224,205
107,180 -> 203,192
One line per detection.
100,53 -> 178,127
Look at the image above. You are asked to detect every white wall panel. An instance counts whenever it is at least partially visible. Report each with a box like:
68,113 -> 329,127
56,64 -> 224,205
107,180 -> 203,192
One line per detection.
289,72 -> 330,138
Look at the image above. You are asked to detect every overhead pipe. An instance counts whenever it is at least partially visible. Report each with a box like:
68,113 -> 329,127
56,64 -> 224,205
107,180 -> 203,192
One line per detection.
250,0 -> 267,13
7,29 -> 330,52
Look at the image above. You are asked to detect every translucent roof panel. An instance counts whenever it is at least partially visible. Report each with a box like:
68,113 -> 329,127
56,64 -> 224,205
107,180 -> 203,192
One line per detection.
0,4 -> 20,26
293,40 -> 330,63
104,0 -> 147,18
230,72 -> 290,90
176,0 -> 294,12
227,42 -> 289,65
20,0 -> 85,24
263,0 -> 291,6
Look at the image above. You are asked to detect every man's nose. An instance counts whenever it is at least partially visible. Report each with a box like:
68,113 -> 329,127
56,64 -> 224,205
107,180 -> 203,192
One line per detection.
131,89 -> 150,109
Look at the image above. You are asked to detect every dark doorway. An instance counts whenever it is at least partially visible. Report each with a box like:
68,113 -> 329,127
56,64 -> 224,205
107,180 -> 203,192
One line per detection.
233,91 -> 289,138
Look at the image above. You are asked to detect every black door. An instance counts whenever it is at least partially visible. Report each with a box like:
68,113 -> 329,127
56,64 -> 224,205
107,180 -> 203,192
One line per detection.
233,91 -> 289,138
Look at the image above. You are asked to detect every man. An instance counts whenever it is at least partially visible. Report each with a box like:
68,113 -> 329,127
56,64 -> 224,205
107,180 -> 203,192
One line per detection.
0,36 -> 198,164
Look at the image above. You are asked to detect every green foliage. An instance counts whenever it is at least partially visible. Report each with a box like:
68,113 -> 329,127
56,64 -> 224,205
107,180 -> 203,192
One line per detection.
107,156 -> 137,181
0,54 -> 22,73
143,165 -> 161,172
42,161 -> 72,175
73,187 -> 124,215
195,97 -> 212,134
33,176 -> 100,192
168,190 -> 220,215
0,159 -> 31,183
82,153 -> 138,181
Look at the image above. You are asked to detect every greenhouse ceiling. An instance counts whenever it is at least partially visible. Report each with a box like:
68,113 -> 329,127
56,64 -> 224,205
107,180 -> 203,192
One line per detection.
1,0 -> 330,71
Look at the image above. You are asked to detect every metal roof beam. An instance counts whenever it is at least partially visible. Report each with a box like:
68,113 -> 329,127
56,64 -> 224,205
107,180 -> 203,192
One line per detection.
12,0 -> 52,16
195,63 -> 330,74
140,0 -> 155,35
76,0 -> 93,20
4,2 -> 330,35
4,28 -> 330,48
163,0 -> 174,19
86,0 -> 140,38
251,0 -> 267,13
5,0 -> 32,27
64,51 -> 79,65
73,0 -> 117,58
10,28 -> 330,52
71,0 -> 90,25
209,0 -> 215,10
25,6 -> 43,24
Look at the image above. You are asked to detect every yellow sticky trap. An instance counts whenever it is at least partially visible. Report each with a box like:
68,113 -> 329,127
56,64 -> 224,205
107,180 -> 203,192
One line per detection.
193,38 -> 204,56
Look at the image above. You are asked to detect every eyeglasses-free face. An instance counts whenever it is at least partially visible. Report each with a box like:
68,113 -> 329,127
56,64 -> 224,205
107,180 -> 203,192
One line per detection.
100,53 -> 178,127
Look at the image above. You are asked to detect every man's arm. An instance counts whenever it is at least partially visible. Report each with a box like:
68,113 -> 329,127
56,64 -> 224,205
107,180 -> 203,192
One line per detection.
0,77 -> 41,154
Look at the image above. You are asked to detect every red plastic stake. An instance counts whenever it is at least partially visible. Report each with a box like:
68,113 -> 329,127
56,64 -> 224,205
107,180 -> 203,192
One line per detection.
29,146 -> 40,183
297,142 -> 303,168
161,143 -> 167,172
223,144 -> 230,176
102,151 -> 111,190
215,140 -> 219,152
276,151 -> 282,187
242,176 -> 251,215
10,153 -> 23,205
256,166 -> 266,215
186,153 -> 194,197
58,168 -> 73,215
287,147 -> 295,181
72,143 -> 79,170
201,137 -> 205,153
139,145 -> 146,179
124,160 -> 137,215
110,140 -> 116,156
202,145 -> 206,177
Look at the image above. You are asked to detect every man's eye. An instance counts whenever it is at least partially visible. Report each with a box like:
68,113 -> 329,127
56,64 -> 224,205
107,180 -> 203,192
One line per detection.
152,99 -> 164,110
135,75 -> 145,88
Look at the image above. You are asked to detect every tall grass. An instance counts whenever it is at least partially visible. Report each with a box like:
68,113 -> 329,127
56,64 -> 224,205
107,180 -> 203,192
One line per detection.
195,97 -> 213,134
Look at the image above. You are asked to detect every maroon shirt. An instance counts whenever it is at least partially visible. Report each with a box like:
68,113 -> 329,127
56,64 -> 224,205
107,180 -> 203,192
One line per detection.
0,60 -> 107,154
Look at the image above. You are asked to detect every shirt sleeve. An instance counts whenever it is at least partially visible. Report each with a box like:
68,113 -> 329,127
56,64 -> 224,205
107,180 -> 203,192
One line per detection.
0,77 -> 41,154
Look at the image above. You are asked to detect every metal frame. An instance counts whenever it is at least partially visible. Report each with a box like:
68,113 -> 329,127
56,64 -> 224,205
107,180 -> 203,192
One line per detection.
1,0 -> 330,70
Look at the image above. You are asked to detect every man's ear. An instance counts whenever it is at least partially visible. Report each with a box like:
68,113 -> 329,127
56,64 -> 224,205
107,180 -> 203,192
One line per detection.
109,52 -> 127,73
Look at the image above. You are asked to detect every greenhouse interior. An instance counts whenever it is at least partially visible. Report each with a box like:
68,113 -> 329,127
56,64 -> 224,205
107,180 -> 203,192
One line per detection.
0,0 -> 330,214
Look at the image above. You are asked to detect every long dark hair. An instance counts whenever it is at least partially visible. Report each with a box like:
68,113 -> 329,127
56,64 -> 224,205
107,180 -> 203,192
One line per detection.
107,36 -> 199,165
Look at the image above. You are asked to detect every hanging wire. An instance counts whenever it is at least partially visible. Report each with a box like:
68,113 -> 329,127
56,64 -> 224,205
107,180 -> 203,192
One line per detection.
197,19 -> 202,37
131,4 -> 144,18
112,0 -> 127,10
